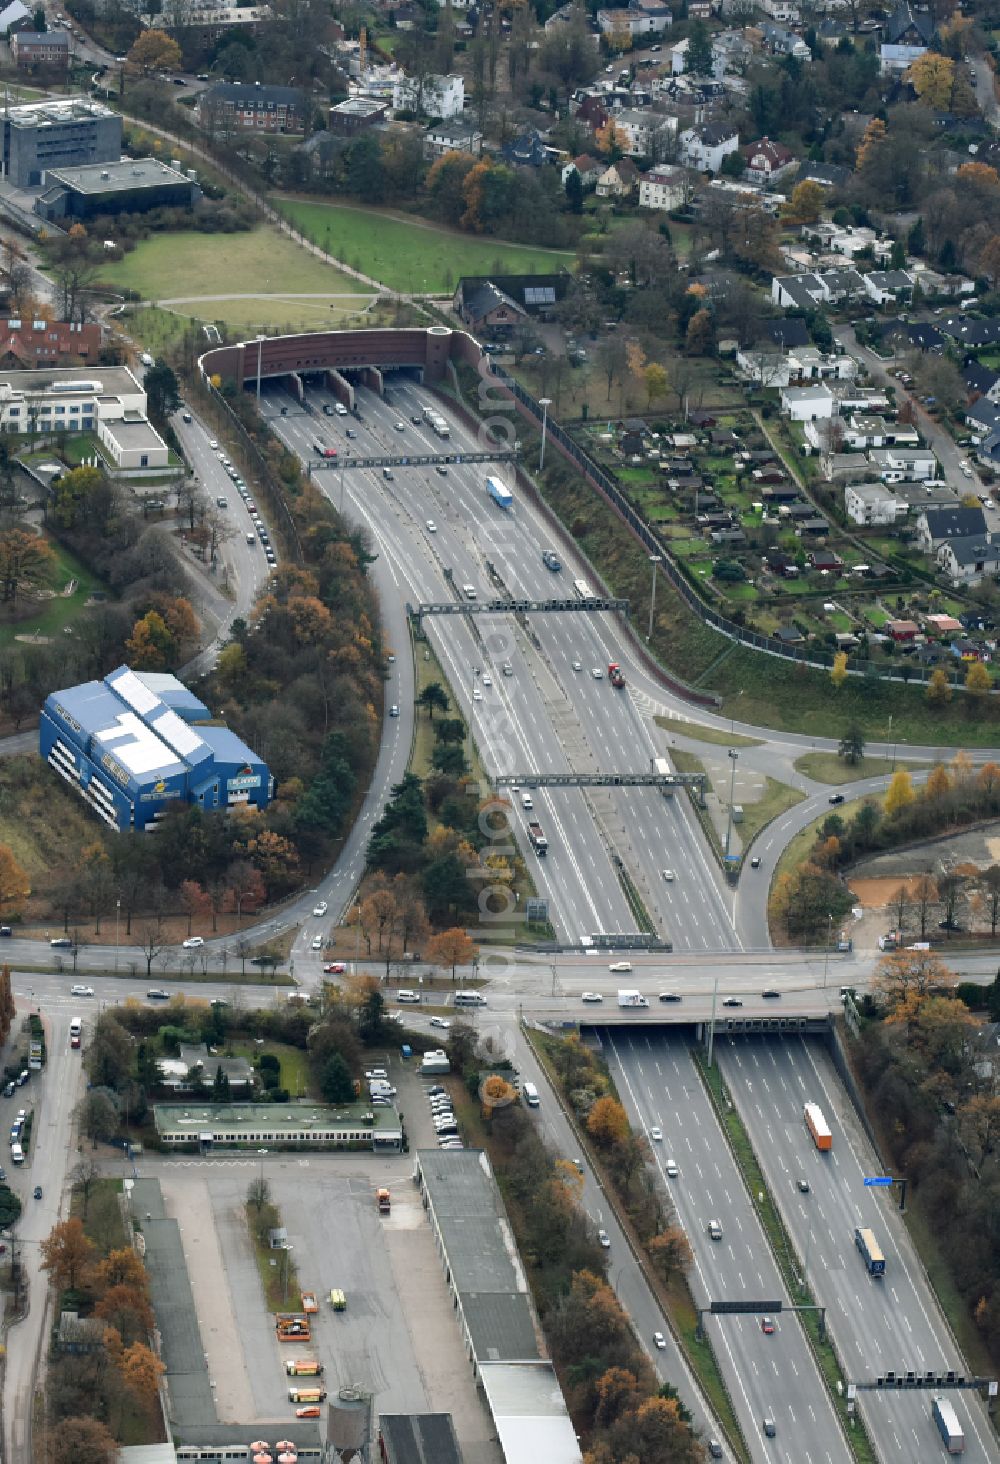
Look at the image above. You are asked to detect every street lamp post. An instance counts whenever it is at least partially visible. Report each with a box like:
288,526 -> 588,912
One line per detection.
706,973 -> 720,1066
114,897 -> 120,972
723,749 -> 739,861
538,398 -> 552,472
255,334 -> 266,404
823,912 -> 833,988
647,554 -> 662,641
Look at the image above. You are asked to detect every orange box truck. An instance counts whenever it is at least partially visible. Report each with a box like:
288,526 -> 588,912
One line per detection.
804,1102 -> 832,1151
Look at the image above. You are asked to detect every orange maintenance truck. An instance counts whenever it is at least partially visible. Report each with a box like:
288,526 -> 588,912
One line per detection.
275,1314 -> 311,1342
285,1358 -> 324,1376
301,1291 -> 318,1314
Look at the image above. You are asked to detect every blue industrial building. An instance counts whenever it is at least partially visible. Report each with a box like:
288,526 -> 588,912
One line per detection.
40,665 -> 273,833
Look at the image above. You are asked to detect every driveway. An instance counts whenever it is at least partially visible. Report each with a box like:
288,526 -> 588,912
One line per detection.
832,323 -> 970,492
970,51 -> 1000,129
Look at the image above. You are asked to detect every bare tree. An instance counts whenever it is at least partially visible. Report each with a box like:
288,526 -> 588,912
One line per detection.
70,1156 -> 102,1218
138,924 -> 167,978
891,883 -> 908,932
246,1175 -> 271,1213
913,873 -> 938,941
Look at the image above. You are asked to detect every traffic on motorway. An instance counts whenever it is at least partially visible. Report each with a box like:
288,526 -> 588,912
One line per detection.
8,379 -> 1000,1464
262,374 -> 738,953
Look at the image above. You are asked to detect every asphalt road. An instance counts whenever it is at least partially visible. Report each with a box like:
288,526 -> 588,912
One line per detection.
4,1006 -> 86,1464
509,1023 -> 732,1458
170,407 -> 272,675
264,377 -> 738,952
720,1037 -> 1000,1463
604,1026 -> 849,1463
971,52 -> 1000,130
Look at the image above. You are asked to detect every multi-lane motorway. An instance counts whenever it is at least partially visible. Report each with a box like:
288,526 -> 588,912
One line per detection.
719,1037 -> 998,1462
261,375 -> 738,951
606,1026 -> 849,1462
9,375 -> 1000,1462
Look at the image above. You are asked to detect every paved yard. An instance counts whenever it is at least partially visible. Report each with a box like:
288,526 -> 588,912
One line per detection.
151,1061 -> 502,1464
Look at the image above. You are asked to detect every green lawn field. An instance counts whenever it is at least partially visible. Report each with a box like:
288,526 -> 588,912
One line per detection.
0,535 -> 103,651
97,225 -> 357,301
274,197 -> 575,293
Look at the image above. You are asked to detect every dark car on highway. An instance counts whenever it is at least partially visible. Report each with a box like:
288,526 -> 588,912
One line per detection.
147,989 -> 170,1000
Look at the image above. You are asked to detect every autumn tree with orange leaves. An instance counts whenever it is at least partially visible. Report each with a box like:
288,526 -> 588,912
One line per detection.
40,1218 -> 96,1293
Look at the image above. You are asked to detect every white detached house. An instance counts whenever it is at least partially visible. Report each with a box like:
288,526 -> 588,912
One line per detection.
639,165 -> 691,211
679,121 -> 739,173
780,383 -> 835,420
742,137 -> 796,185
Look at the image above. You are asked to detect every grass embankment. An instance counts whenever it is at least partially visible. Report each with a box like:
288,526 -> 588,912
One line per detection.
525,454 -> 1000,746
74,1178 -> 127,1251
794,752 -> 932,785
274,196 -> 574,293
408,636 -> 547,945
0,536 -> 102,652
528,1029 -> 749,1462
654,716 -> 762,749
70,1177 -> 156,1444
97,225 -> 359,302
695,1053 -> 877,1464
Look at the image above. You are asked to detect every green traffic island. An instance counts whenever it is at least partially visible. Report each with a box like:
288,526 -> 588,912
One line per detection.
247,1181 -> 302,1314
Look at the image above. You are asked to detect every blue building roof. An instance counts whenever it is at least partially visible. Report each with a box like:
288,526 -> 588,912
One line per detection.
45,666 -> 265,801
42,666 -> 273,833
123,669 -> 209,722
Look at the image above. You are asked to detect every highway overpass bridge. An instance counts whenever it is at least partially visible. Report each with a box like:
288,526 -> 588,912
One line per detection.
200,325 -> 486,405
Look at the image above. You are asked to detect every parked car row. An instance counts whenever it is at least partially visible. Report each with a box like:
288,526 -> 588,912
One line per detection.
425,1083 -> 463,1149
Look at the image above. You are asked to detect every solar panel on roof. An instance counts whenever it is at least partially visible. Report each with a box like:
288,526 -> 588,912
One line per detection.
110,666 -> 159,715
152,708 -> 203,758
524,287 -> 555,305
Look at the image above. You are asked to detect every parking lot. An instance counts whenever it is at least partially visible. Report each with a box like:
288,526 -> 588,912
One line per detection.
155,1054 -> 502,1461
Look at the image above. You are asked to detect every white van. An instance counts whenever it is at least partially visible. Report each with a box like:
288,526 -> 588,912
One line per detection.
10,1142 -> 23,1164
523,1082 -> 539,1108
397,990 -> 420,1003
334,403 -> 347,416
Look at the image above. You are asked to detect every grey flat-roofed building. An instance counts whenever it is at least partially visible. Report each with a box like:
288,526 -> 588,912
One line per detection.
462,1291 -> 541,1362
418,1149 -> 535,1318
379,1413 -> 463,1464
35,156 -> 199,222
98,413 -> 169,469
480,1362 -> 585,1464
2,97 -> 121,188
154,1100 -> 402,1151
416,1148 -> 581,1461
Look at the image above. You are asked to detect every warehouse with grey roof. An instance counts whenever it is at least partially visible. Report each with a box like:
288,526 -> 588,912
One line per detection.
415,1148 -> 581,1463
